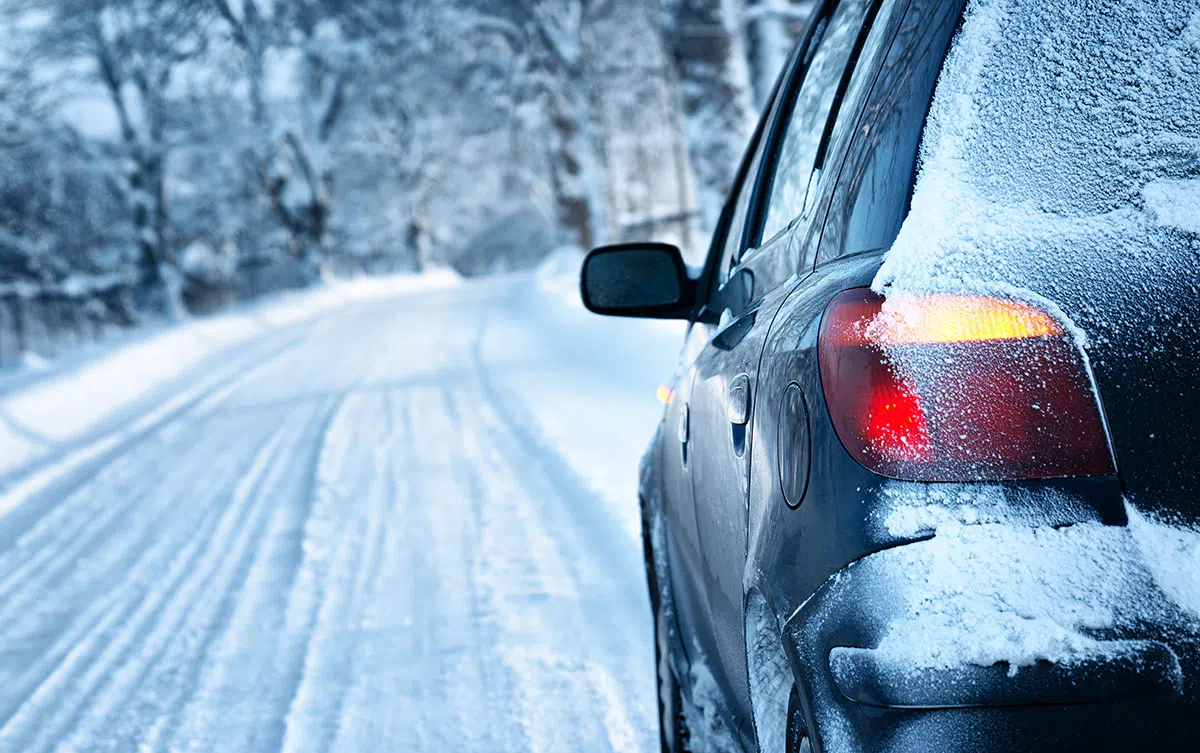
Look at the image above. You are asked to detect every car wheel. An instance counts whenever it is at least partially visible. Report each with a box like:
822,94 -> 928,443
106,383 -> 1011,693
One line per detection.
653,564 -> 690,753
786,685 -> 811,753
646,509 -> 689,753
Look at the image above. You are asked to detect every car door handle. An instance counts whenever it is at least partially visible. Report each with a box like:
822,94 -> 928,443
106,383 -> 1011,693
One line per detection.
727,375 -> 751,426
678,402 -> 690,444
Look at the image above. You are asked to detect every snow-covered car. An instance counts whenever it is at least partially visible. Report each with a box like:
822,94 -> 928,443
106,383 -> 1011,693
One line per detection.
581,0 -> 1200,751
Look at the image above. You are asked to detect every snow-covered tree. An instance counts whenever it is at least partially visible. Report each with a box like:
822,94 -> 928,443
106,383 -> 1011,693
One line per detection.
743,0 -> 815,107
0,0 -> 815,349
31,0 -> 212,317
506,0 -> 614,251
661,0 -> 757,234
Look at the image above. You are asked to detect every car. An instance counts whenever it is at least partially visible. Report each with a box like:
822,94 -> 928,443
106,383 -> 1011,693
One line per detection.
579,0 -> 1200,751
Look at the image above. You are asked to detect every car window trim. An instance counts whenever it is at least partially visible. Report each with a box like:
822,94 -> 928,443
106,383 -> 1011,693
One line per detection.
744,0 -> 897,255
706,0 -> 839,292
814,0 -> 966,271
737,0 -> 840,258
698,28 -> 814,311
694,101 -> 773,318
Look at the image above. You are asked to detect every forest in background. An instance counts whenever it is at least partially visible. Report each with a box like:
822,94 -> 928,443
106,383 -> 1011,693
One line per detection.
0,0 -> 812,364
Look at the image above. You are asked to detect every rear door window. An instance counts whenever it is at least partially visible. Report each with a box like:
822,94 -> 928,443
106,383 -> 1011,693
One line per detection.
756,0 -> 874,245
818,0 -> 968,263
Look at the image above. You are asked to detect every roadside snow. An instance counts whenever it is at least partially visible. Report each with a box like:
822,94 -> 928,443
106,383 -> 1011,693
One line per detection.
0,272 -> 461,484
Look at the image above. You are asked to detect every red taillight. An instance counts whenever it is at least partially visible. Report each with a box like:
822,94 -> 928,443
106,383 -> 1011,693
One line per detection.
818,289 -> 1114,481
864,377 -> 930,462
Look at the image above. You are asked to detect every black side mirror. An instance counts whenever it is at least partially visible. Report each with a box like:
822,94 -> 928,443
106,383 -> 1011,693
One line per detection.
580,242 -> 696,320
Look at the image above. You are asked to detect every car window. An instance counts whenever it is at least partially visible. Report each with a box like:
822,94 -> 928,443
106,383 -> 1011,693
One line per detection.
785,0 -> 910,273
756,0 -> 873,245
818,0 -> 967,263
715,149 -> 764,287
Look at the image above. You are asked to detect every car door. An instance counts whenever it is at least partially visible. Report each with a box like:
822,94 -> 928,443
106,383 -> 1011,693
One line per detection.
751,0 -> 965,614
685,0 -> 894,737
664,109 -> 775,683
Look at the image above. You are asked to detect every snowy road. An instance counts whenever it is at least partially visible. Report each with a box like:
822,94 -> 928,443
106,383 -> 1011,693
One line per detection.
0,275 -> 679,753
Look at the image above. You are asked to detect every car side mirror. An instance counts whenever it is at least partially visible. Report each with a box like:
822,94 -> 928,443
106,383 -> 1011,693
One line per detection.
580,242 -> 697,320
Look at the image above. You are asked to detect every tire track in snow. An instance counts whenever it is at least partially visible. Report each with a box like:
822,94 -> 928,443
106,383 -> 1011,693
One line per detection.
436,387 -> 530,753
0,342 -> 313,701
0,422 -> 290,752
451,323 -> 655,753
276,390 -> 400,753
0,421 -> 274,740
152,395 -> 361,753
56,404 -> 351,753
0,297 -> 392,752
47,422 -> 300,753
0,322 -> 314,533
154,308 -> 419,753
468,317 -> 657,753
0,278 -> 659,752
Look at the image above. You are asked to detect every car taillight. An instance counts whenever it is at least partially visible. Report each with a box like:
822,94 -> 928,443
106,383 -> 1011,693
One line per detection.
818,288 -> 1114,481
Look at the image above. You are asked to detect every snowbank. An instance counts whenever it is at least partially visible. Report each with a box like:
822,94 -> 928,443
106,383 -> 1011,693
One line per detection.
0,272 -> 461,487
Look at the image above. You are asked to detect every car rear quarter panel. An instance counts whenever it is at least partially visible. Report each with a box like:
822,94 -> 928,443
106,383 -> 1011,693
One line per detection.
746,251 -> 1137,750
747,251 -> 1127,617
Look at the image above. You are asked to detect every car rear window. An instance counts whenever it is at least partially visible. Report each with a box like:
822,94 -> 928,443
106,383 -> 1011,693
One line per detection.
873,0 -> 1200,295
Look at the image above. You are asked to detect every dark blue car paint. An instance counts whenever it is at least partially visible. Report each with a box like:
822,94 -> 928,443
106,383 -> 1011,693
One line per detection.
627,0 -> 1199,750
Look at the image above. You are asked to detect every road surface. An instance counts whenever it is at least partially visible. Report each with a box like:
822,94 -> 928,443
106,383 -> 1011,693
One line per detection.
0,275 -> 679,753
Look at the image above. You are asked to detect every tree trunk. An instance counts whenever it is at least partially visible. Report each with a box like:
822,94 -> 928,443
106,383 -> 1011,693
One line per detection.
130,150 -> 184,319
547,85 -> 611,252
747,0 -> 791,107
663,0 -> 757,234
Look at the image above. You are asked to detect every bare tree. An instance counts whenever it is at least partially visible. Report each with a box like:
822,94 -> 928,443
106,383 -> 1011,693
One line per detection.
208,0 -> 363,281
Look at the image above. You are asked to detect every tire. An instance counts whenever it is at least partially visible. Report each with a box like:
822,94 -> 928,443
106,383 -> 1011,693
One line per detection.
786,685 -> 812,753
654,591 -> 690,753
644,507 -> 689,753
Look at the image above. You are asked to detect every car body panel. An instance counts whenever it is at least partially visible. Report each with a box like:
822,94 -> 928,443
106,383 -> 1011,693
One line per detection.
630,0 -> 1200,751
660,324 -> 716,674
782,532 -> 1200,753
687,226 -> 805,737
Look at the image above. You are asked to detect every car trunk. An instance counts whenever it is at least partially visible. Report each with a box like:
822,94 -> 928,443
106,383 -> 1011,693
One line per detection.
1078,255 -> 1200,522
867,0 -> 1200,522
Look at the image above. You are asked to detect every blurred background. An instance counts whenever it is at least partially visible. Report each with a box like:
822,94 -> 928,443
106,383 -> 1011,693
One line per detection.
0,4 -> 833,749
0,0 -> 815,364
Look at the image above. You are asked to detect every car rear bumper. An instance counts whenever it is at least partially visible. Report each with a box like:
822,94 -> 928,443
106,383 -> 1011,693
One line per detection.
782,527 -> 1200,753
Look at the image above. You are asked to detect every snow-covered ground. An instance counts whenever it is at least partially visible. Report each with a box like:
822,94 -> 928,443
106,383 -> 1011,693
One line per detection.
0,269 -> 684,753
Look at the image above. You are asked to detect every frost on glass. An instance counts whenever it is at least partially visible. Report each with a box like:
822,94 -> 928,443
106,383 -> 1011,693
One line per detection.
875,0 -> 1200,302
